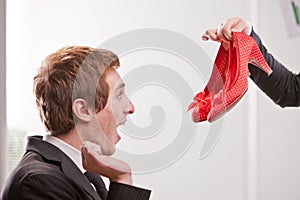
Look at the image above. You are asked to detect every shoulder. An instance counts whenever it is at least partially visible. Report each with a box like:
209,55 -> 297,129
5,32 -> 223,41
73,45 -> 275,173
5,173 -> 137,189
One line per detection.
2,151 -> 80,199
2,172 -> 81,200
2,166 -> 82,199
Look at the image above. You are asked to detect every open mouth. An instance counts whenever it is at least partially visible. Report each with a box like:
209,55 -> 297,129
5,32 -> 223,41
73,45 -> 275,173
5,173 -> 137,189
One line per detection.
118,119 -> 127,126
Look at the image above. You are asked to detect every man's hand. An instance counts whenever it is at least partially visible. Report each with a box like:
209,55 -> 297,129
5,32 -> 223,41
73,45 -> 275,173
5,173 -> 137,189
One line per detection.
81,141 -> 133,185
201,17 -> 251,43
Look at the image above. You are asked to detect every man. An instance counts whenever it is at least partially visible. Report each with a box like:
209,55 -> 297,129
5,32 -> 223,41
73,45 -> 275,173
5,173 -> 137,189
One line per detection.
1,46 -> 151,199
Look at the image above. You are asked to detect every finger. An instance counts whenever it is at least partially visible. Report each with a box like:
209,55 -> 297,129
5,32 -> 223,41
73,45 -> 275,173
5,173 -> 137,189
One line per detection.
217,21 -> 232,42
82,141 -> 102,155
81,144 -> 89,169
201,28 -> 221,42
220,17 -> 250,38
221,42 -> 230,50
81,142 -> 88,158
81,142 -> 100,169
220,19 -> 236,40
230,20 -> 250,33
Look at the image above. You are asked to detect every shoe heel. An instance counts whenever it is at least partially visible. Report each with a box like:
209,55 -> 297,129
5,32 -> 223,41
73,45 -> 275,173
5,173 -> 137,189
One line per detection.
249,40 -> 273,76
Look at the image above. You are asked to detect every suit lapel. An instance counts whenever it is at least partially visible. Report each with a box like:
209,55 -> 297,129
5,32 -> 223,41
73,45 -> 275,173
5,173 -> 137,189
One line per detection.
26,136 -> 101,200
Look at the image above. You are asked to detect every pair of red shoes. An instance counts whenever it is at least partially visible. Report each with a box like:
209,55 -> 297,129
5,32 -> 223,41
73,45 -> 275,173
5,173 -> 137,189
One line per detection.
188,32 -> 273,122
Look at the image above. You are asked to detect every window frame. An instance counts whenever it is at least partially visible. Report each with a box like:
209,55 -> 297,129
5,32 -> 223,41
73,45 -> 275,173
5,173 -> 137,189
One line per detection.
0,0 -> 7,190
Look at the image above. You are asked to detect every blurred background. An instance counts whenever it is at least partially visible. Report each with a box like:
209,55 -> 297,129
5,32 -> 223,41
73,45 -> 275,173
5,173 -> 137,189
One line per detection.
0,0 -> 300,199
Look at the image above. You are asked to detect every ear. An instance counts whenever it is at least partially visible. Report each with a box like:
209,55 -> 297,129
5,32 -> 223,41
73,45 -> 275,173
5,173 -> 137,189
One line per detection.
72,99 -> 93,122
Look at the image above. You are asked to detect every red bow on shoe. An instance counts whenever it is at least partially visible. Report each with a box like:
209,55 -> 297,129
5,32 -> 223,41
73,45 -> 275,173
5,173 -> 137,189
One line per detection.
188,90 -> 212,122
189,32 -> 273,123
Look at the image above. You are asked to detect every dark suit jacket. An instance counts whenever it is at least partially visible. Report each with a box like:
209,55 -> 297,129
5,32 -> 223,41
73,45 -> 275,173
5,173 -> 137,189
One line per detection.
249,30 -> 300,107
1,136 -> 151,200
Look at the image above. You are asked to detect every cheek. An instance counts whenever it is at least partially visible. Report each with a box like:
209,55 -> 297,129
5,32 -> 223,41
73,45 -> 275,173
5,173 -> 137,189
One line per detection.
97,107 -> 115,126
102,97 -> 117,122
112,99 -> 127,121
98,111 -> 118,141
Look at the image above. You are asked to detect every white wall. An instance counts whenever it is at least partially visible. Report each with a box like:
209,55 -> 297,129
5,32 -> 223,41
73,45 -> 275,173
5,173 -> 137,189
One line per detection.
256,0 -> 300,200
12,1 -> 251,199
2,0 -> 300,199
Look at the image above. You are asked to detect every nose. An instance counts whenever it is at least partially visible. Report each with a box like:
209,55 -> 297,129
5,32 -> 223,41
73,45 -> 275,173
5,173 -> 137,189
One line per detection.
127,99 -> 135,114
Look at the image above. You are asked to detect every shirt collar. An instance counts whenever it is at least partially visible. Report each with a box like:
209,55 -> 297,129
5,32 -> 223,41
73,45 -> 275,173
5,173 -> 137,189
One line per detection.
43,134 -> 85,173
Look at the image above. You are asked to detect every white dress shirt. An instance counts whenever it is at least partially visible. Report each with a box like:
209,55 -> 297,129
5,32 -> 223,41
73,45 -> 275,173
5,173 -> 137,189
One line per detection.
43,134 -> 109,189
43,134 -> 85,173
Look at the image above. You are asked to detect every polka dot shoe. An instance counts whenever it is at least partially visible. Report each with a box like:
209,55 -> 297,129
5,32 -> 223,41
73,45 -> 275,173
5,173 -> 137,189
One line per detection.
188,43 -> 229,122
207,32 -> 272,122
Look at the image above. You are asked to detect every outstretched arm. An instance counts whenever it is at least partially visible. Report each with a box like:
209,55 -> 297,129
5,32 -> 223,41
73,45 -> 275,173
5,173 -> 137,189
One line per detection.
202,17 -> 300,107
248,30 -> 300,107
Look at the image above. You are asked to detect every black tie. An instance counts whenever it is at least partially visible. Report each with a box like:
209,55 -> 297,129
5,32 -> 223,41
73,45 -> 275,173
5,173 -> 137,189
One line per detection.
84,171 -> 108,200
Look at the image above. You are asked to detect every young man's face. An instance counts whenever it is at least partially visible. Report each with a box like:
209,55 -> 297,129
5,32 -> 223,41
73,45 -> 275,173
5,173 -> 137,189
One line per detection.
90,68 -> 135,155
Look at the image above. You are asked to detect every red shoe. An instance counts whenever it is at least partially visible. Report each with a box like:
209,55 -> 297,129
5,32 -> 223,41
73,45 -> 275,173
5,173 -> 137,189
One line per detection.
207,32 -> 272,122
188,43 -> 229,122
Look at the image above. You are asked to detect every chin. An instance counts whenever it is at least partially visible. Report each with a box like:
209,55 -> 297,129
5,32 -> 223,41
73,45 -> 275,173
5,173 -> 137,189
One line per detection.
102,144 -> 116,156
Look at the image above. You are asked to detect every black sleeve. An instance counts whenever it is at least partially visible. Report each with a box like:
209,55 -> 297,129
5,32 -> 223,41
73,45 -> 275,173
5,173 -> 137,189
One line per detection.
248,30 -> 300,107
108,182 -> 151,200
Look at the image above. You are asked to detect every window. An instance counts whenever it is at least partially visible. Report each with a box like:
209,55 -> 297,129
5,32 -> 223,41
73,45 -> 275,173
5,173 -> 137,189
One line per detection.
6,0 -> 45,175
6,0 -> 27,174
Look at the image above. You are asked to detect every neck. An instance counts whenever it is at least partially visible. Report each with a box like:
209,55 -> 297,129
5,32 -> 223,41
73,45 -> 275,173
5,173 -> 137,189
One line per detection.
56,129 -> 82,150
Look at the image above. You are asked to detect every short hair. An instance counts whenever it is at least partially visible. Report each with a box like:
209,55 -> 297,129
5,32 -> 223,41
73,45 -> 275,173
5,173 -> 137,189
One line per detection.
33,46 -> 120,136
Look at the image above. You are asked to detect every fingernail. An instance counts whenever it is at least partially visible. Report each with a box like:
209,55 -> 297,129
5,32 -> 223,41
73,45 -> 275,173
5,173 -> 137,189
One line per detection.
202,36 -> 209,41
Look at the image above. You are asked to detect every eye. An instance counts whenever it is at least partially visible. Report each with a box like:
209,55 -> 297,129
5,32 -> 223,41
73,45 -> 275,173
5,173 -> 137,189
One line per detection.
116,90 -> 125,100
